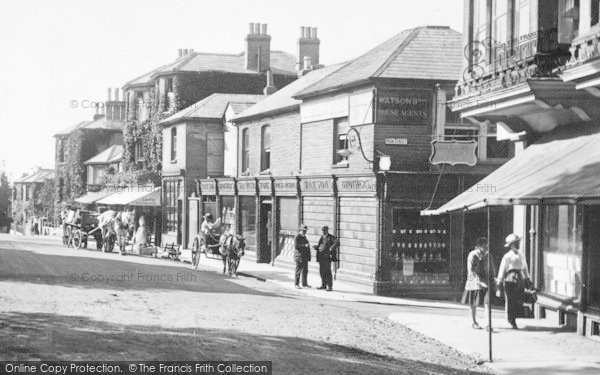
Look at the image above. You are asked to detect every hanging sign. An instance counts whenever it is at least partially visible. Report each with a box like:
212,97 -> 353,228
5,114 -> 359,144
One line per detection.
429,140 -> 478,166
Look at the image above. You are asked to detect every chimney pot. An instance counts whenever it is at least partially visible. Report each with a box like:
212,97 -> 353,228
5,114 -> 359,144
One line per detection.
304,56 -> 312,70
115,88 -> 119,102
300,26 -> 306,38
249,23 -> 255,34
178,49 -> 183,58
107,88 -> 112,101
189,49 -> 194,54
255,23 -> 261,34
261,24 -> 267,35
312,27 -> 318,39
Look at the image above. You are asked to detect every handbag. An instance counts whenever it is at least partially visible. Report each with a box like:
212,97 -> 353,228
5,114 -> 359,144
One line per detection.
523,288 -> 538,304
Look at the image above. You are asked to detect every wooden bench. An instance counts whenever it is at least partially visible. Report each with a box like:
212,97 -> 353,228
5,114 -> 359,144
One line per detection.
162,243 -> 180,261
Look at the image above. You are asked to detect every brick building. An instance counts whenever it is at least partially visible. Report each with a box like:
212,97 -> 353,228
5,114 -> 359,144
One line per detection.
196,26 -> 499,297
121,23 -> 311,183
54,89 -> 125,203
159,93 -> 263,246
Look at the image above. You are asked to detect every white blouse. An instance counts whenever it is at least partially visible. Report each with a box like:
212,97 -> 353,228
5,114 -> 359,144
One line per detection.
497,249 -> 530,282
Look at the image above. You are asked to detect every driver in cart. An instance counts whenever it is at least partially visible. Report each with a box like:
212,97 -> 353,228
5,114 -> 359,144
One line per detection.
201,213 -> 221,244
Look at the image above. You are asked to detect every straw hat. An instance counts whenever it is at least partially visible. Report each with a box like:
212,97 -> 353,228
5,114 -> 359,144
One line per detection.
299,224 -> 308,231
504,233 -> 522,247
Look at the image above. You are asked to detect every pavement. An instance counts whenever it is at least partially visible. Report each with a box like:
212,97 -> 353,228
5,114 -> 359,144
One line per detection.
194,249 -> 600,375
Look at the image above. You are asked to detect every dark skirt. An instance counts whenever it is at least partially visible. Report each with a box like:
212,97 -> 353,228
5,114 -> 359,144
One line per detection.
461,288 -> 488,306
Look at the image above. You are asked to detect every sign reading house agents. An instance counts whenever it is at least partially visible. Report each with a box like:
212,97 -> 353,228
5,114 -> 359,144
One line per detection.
376,89 -> 432,125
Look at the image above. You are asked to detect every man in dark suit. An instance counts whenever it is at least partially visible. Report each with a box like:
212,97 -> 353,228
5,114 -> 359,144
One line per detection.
314,225 -> 339,291
294,224 -> 311,289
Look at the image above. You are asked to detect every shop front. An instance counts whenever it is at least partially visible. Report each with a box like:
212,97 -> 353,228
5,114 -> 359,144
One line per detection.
424,123 -> 600,338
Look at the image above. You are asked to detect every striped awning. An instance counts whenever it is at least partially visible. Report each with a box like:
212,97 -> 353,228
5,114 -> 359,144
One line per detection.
422,122 -> 600,215
96,187 -> 161,207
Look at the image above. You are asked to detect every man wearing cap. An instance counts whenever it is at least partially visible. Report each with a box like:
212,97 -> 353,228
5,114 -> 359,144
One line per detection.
314,225 -> 339,291
294,224 -> 311,289
497,233 -> 530,329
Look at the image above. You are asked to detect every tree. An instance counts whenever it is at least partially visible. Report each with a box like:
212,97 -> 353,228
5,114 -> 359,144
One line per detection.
0,171 -> 10,229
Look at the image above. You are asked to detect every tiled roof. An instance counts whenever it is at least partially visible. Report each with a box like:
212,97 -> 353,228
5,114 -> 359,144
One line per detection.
84,145 -> 123,165
54,121 -> 91,137
295,26 -> 463,98
232,63 -> 347,122
123,66 -> 166,88
15,169 -> 55,184
228,101 -> 257,115
82,116 -> 123,132
160,93 -> 265,126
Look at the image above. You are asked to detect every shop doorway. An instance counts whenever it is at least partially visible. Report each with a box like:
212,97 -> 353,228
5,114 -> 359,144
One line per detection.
258,200 -> 272,263
177,199 -> 183,245
585,205 -> 600,311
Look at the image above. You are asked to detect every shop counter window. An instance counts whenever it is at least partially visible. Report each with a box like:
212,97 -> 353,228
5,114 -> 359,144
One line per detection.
221,196 -> 235,230
164,180 -> 180,233
541,205 -> 582,300
276,197 -> 299,258
202,196 -> 217,221
240,196 -> 257,252
385,209 -> 450,284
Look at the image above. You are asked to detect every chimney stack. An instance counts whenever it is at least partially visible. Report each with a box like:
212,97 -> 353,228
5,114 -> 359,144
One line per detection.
178,49 -> 183,58
245,22 -> 271,72
107,88 -> 112,101
297,25 -> 320,71
263,70 -> 277,95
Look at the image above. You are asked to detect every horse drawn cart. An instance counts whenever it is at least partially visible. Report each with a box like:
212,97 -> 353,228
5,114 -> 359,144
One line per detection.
61,210 -> 103,250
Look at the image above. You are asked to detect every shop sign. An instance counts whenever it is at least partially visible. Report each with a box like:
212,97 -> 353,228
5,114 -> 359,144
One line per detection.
237,179 -> 256,195
385,138 -> 408,145
199,180 -> 216,195
376,89 -> 432,125
430,140 -> 478,166
336,177 -> 377,194
273,179 -> 298,195
217,180 -> 236,195
301,178 -> 334,194
258,179 -> 273,196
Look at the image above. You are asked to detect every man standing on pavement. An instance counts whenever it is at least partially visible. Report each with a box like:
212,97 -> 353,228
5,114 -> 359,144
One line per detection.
314,225 -> 339,291
294,224 -> 311,289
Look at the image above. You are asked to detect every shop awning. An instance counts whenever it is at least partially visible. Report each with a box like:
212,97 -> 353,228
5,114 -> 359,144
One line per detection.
74,190 -> 113,205
422,122 -> 600,215
96,187 -> 161,207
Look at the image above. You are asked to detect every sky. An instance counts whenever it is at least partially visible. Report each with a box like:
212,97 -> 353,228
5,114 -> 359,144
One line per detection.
0,0 -> 462,181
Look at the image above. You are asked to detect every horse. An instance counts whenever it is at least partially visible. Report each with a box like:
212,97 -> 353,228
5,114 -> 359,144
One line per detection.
219,233 -> 246,276
97,209 -> 135,253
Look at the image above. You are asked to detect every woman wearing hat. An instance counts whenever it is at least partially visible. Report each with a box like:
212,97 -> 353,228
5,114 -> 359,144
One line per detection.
461,237 -> 493,329
497,233 -> 530,329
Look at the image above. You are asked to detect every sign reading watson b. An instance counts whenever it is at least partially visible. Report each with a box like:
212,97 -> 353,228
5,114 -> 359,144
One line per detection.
376,89 -> 432,125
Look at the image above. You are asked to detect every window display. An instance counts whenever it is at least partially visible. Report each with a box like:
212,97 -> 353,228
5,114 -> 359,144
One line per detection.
387,209 -> 450,284
240,196 -> 257,251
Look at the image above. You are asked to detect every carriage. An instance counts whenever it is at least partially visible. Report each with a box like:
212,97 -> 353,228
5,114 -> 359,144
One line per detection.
61,209 -> 104,250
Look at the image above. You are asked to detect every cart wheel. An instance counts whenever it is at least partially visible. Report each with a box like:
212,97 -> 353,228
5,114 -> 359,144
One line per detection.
192,238 -> 200,268
65,227 -> 73,247
72,230 -> 83,249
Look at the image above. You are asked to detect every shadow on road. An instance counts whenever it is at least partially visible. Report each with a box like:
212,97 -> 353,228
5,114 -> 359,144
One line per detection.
0,311 -> 490,374
0,247 -> 285,298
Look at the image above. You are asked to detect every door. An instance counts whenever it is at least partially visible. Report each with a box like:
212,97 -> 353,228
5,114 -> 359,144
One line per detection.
177,199 -> 183,245
585,205 -> 600,311
259,201 -> 272,263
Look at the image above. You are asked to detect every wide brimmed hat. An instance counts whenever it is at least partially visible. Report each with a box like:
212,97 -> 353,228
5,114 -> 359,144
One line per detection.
299,224 -> 308,231
504,233 -> 522,247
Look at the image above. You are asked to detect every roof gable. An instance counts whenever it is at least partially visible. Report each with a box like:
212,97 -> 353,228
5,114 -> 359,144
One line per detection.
84,145 -> 124,165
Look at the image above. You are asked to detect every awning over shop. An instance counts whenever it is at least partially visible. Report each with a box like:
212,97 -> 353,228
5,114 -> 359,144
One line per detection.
96,187 -> 161,207
74,190 -> 112,205
422,122 -> 600,215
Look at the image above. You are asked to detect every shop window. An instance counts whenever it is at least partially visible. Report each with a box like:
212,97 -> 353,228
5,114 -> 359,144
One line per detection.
261,125 -> 271,172
221,196 -> 236,229
164,180 -> 180,233
202,195 -> 217,220
170,127 -> 177,162
333,117 -> 349,164
541,205 -> 583,299
385,209 -> 450,284
239,196 -> 257,251
241,128 -> 250,174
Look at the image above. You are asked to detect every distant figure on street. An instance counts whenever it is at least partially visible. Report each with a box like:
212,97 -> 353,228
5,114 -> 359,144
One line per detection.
314,225 -> 338,291
33,217 -> 39,235
496,233 -> 530,329
461,237 -> 494,330
201,213 -> 220,241
294,224 -> 311,289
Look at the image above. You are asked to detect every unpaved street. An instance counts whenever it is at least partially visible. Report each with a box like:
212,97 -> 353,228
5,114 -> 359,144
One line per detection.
0,235 -> 489,374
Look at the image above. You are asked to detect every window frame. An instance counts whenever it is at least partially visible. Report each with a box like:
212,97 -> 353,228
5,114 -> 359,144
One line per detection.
170,127 -> 177,163
333,117 -> 350,166
241,128 -> 250,174
260,125 -> 271,172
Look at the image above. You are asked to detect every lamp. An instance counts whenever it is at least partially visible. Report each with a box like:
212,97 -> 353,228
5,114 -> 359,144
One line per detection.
336,127 -> 391,171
